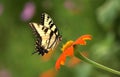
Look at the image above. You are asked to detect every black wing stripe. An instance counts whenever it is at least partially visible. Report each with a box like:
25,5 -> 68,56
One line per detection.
54,28 -> 57,34
29,23 -> 39,38
47,31 -> 54,48
50,23 -> 54,29
47,15 -> 50,21
49,20 -> 52,25
42,26 -> 44,30
41,13 -> 45,25
48,35 -> 58,48
50,31 -> 54,39
44,28 -> 48,34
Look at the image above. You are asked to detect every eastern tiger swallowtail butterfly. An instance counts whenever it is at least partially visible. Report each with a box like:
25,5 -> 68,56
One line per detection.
29,13 -> 62,56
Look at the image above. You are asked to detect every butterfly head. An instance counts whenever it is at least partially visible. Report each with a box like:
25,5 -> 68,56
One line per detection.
58,35 -> 62,41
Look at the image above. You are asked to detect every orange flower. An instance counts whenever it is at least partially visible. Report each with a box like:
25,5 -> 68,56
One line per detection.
55,35 -> 92,70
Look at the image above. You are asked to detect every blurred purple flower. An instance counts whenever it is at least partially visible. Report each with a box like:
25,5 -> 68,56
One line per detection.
21,2 -> 36,21
0,3 -> 4,16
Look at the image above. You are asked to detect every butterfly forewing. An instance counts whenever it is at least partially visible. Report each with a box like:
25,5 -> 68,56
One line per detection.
41,13 -> 59,33
29,13 -> 62,56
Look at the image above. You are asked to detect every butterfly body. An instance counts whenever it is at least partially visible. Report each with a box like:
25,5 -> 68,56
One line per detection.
29,13 -> 62,56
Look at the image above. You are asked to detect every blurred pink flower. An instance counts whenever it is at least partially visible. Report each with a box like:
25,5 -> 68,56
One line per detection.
64,0 -> 80,14
21,2 -> 36,21
64,0 -> 75,10
0,3 -> 4,16
0,69 -> 11,77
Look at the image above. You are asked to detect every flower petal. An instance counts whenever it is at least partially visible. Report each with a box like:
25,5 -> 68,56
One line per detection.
61,40 -> 74,51
64,46 -> 74,56
40,68 -> 57,77
67,52 -> 88,67
55,53 -> 66,70
74,35 -> 92,45
67,56 -> 81,67
55,46 -> 74,70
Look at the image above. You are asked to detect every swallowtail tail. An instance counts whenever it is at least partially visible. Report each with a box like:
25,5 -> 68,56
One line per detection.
29,13 -> 62,56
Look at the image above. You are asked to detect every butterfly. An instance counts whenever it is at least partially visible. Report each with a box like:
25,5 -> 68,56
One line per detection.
29,13 -> 62,56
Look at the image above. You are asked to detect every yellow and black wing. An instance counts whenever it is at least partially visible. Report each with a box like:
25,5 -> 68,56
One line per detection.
29,13 -> 62,56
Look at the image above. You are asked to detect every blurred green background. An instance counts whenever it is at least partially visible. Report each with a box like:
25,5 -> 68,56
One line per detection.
0,0 -> 120,77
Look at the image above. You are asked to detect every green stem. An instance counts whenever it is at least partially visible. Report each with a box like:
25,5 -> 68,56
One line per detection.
74,51 -> 120,76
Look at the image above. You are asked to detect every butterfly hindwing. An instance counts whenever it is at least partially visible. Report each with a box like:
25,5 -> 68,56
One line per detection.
29,13 -> 62,56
